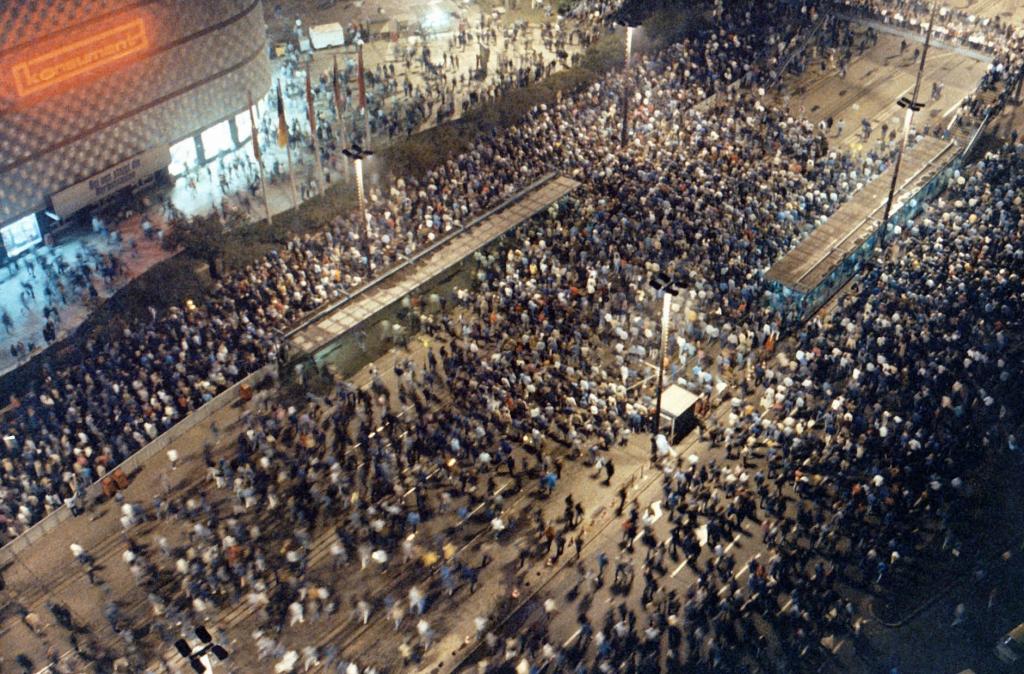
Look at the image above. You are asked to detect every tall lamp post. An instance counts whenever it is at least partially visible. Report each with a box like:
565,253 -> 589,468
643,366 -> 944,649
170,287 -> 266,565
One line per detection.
616,18 -> 641,146
174,625 -> 229,672
649,272 -> 680,460
877,2 -> 936,251
342,143 -> 373,254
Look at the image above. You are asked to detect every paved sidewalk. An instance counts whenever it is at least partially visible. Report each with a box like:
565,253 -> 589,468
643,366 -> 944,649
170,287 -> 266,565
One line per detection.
166,4 -> 599,223
0,210 -> 174,379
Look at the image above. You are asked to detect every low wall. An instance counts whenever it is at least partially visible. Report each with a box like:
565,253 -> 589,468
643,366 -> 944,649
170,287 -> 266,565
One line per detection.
0,362 -> 277,565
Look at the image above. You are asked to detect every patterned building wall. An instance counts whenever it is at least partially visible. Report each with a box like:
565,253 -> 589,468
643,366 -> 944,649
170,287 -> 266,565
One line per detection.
0,0 -> 271,223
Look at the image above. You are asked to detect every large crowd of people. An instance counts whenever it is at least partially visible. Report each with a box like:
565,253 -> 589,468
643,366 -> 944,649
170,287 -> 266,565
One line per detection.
486,120 -> 1024,674
2,0 -> 1024,671
0,0 -> 826,545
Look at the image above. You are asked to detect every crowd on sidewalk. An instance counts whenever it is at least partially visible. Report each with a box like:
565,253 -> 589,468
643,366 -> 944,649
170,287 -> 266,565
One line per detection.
0,236 -> 135,362
262,8 -> 607,172
835,0 -> 1024,55
2,0 -> 1024,671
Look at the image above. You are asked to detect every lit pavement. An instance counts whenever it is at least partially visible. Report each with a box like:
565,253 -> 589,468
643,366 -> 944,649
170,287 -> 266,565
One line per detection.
0,213 -> 173,378
164,0 -> 600,223
0,2 -> 597,385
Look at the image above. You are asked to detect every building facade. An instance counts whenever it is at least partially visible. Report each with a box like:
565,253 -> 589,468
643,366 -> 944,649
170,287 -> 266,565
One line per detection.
0,0 -> 271,253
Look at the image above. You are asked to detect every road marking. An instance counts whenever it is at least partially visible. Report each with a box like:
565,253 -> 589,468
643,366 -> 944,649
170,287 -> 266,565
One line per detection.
563,626 -> 582,647
633,500 -> 662,543
672,537 -> 756,582
718,551 -> 761,597
943,98 -> 965,118
467,482 -> 508,518
724,533 -> 742,554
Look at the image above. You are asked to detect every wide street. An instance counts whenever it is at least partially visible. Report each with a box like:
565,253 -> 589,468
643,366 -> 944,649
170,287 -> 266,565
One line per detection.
779,29 -> 987,153
1,3 -> 1022,674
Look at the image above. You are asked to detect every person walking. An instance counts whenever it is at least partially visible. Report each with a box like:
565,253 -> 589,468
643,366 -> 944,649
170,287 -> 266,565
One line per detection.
390,602 -> 405,630
951,603 -> 966,627
356,597 -> 372,624
409,586 -> 426,615
417,618 -> 434,650
602,458 -> 615,485
596,551 -> 609,586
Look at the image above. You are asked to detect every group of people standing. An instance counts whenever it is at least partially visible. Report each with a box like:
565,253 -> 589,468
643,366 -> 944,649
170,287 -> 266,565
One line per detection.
2,0 -> 1024,672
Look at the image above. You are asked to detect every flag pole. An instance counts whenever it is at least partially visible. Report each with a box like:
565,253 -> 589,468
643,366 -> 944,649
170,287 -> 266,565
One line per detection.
258,155 -> 273,224
276,80 -> 299,208
286,144 -> 299,208
248,92 -> 272,226
332,54 -> 350,183
358,43 -> 371,150
354,156 -> 368,253
305,68 -> 326,196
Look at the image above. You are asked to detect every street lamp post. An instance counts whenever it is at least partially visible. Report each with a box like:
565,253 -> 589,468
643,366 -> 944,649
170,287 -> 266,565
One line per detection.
649,272 -> 680,461
342,143 -> 373,254
620,87 -> 631,146
174,625 -> 229,672
877,2 -> 936,252
618,21 -> 640,146
331,54 -> 350,183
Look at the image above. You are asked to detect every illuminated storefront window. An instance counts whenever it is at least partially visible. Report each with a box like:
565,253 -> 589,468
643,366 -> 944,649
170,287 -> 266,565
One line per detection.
200,120 -> 233,160
169,137 -> 198,176
1,213 -> 42,258
235,111 -> 252,142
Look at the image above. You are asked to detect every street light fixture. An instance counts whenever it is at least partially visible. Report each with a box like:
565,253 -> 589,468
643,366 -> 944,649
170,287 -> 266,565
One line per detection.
649,272 -> 681,461
342,143 -> 374,254
877,1 -> 936,251
614,17 -> 642,146
174,626 -> 229,673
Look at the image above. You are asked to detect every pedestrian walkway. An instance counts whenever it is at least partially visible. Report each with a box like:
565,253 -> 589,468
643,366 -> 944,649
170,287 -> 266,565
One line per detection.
166,7 -> 598,224
0,209 -> 173,379
0,6 -> 597,381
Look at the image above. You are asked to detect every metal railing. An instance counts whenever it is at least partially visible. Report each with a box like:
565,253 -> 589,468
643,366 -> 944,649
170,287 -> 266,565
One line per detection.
960,110 -> 995,161
0,362 -> 277,564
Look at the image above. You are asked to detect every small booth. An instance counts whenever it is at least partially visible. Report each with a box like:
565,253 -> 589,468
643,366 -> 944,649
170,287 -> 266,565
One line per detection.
0,214 -> 43,259
309,22 -> 346,49
658,384 -> 700,444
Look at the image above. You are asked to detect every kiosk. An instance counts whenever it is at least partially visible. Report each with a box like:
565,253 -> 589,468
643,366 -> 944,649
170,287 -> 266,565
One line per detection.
658,384 -> 699,444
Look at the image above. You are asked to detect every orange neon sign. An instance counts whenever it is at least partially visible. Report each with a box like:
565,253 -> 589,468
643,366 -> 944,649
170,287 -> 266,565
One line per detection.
11,17 -> 149,98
